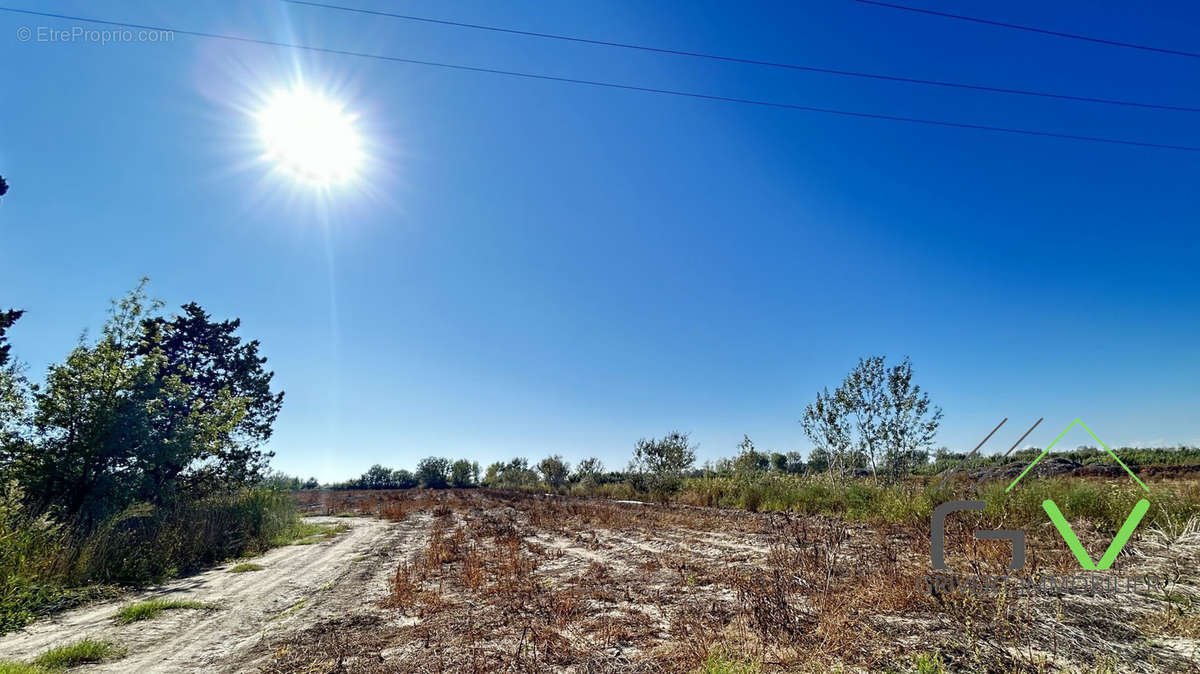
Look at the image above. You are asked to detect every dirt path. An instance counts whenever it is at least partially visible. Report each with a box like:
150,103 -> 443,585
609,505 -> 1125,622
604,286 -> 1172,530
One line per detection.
0,516 -> 416,672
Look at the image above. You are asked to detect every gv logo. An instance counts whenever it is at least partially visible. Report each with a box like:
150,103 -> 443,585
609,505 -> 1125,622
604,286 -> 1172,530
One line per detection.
1042,498 -> 1149,570
931,500 -> 1025,570
932,418 -> 1153,572
930,498 -> 1151,571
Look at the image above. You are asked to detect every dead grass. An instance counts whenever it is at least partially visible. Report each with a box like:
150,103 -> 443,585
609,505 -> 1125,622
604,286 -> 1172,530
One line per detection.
263,488 -> 1200,673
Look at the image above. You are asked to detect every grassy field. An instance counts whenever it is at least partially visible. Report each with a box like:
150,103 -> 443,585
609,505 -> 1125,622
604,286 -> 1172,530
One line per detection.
277,481 -> 1200,672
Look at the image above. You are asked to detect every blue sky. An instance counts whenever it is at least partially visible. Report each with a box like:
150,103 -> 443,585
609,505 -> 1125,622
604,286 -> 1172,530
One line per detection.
1,1 -> 1197,481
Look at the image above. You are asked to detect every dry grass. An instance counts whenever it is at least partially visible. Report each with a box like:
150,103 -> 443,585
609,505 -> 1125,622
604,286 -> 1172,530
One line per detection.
266,488 -> 1200,673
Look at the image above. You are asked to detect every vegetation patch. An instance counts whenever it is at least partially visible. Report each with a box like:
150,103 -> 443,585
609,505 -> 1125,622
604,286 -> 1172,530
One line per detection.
273,521 -> 349,546
913,652 -> 947,674
699,649 -> 762,674
30,638 -> 125,669
229,563 -> 265,573
114,598 -> 212,624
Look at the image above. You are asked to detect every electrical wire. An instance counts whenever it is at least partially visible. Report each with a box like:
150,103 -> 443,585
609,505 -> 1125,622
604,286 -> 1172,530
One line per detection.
280,0 -> 1200,113
856,0 -> 1200,60
2,5 -> 1198,152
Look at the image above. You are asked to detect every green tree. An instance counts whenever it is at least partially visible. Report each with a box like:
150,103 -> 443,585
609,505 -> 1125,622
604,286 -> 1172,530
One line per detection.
0,310 -> 31,468
392,469 -> 417,488
133,301 -> 284,493
449,459 -> 475,487
732,435 -> 768,474
537,455 -> 569,489
801,388 -> 852,478
804,356 -> 940,483
260,470 -> 302,490
879,357 -> 942,483
498,457 -> 538,489
806,447 -> 831,473
572,457 -> 604,486
12,283 -> 284,526
481,462 -> 503,487
839,356 -> 888,481
630,431 -> 695,497
769,452 -> 788,473
415,456 -> 451,488
0,309 -> 23,368
20,286 -> 166,523
363,464 -> 394,489
785,451 -> 805,474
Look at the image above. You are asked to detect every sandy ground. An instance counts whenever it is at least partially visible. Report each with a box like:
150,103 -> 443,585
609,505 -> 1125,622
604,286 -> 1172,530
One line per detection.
0,516 -> 416,672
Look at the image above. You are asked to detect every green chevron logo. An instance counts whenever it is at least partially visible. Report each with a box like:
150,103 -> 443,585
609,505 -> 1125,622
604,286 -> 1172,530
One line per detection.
1008,419 -> 1151,570
1042,498 -> 1149,570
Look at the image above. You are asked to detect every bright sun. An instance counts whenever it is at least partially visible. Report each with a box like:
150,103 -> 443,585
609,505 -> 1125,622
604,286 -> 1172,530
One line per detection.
256,88 -> 363,186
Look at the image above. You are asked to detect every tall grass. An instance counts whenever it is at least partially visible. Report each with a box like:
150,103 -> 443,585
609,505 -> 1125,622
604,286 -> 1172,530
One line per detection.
69,489 -> 298,584
0,482 -> 78,633
0,486 -> 298,633
676,474 -> 1200,531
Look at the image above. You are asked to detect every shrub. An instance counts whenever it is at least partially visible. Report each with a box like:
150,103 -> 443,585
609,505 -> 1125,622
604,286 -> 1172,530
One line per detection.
630,431 -> 696,498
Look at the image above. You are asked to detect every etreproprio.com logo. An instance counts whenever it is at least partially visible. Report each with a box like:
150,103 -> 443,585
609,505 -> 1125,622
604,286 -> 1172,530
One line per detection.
919,418 -> 1167,598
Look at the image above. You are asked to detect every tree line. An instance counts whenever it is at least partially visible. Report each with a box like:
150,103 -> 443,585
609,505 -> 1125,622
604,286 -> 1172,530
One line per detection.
291,355 -> 944,495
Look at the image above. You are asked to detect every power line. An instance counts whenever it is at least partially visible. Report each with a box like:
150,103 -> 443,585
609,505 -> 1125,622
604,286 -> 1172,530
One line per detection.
281,0 -> 1200,114
856,0 -> 1200,60
3,6 -> 1199,153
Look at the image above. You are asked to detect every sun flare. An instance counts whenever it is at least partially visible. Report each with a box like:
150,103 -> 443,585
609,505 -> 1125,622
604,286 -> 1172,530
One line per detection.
256,88 -> 363,186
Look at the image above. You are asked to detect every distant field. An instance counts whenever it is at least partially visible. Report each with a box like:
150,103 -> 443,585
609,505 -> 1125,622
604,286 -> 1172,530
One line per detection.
275,486 -> 1200,673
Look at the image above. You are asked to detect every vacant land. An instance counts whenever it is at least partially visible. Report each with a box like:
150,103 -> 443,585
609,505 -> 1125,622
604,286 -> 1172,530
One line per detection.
271,488 -> 1198,673
2,488 -> 1196,672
